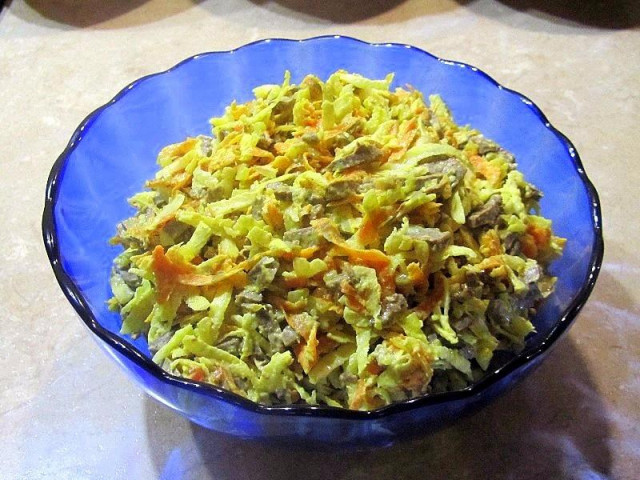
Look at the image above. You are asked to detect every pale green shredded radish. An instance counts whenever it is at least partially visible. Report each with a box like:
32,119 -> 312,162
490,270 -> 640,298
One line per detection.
109,71 -> 565,410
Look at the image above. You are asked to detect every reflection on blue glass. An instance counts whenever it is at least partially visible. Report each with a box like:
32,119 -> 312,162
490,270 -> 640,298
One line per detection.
160,448 -> 186,480
45,36 -> 602,444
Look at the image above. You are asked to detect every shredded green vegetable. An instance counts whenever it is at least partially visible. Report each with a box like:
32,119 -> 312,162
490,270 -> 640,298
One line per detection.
109,71 -> 565,410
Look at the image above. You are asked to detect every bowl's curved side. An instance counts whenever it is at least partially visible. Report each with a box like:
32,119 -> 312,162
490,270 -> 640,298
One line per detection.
94,327 -> 550,444
42,35 -> 603,428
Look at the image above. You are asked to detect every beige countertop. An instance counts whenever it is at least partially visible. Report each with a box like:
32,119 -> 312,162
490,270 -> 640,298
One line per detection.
1,1 -> 639,479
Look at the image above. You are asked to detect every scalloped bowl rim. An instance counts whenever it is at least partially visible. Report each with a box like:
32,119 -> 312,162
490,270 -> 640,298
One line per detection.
42,35 -> 604,421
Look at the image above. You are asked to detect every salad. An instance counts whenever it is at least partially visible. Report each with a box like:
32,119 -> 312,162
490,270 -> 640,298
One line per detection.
108,71 -> 565,410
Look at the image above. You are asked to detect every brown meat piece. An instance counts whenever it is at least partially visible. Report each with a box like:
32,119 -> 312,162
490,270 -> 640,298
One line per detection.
235,289 -> 263,306
471,135 -> 515,163
265,182 -> 293,202
301,132 -> 320,145
248,256 -> 279,289
197,135 -> 213,157
272,96 -> 295,124
380,294 -> 408,327
282,227 -> 321,248
327,142 -> 384,173
468,195 -> 503,228
425,158 -> 467,188
326,179 -> 359,202
406,225 -> 452,248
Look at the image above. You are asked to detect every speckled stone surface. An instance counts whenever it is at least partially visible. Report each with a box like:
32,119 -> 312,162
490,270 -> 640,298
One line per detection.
1,1 -> 639,479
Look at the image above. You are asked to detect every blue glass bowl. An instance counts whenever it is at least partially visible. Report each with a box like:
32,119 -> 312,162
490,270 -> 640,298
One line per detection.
42,36 -> 603,444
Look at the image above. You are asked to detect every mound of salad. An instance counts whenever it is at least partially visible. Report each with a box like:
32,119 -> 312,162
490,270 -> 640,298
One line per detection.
108,70 -> 565,410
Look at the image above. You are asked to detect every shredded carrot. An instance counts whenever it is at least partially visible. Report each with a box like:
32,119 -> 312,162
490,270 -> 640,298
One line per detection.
295,324 -> 318,373
527,224 -> 551,250
283,276 -> 310,289
313,218 -> 392,271
147,170 -> 193,192
349,379 -> 384,410
151,245 -> 195,303
349,379 -> 367,410
340,281 -> 368,314
378,265 -> 397,296
280,246 -> 319,261
356,209 -> 388,246
157,138 -> 197,165
477,255 -> 503,271
153,245 -> 254,299
521,234 -> 538,258
316,335 -> 338,355
407,262 -> 427,286
303,117 -> 319,128
470,154 -> 503,186
189,366 -> 206,382
344,246 -> 391,271
480,229 -> 502,257
263,201 -> 284,230
366,360 -> 384,376
388,118 -> 418,162
415,273 -> 445,315
285,312 -> 315,340
252,147 -> 275,160
178,273 -> 219,286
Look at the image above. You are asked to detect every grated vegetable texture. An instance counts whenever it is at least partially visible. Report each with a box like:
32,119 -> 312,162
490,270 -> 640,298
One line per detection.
108,71 -> 565,410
